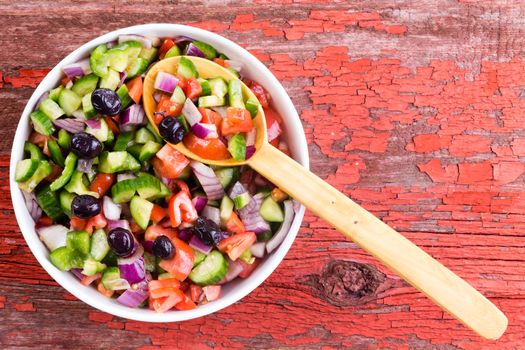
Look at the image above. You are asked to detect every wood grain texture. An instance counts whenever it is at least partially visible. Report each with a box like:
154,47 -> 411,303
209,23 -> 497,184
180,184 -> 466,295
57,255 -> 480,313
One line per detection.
1,0 -> 525,349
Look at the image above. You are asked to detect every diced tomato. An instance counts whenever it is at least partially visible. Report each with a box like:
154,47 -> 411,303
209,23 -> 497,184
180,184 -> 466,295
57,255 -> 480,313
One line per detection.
184,78 -> 202,100
149,278 -> 181,291
202,285 -> 221,302
151,287 -> 179,299
155,95 -> 183,119
129,219 -> 143,235
28,132 -> 48,148
151,204 -> 168,224
45,163 -> 62,182
70,217 -> 87,231
85,213 -> 107,234
239,258 -> 260,279
179,280 -> 190,292
246,80 -> 269,108
216,232 -> 256,261
151,288 -> 185,312
97,281 -> 114,297
225,212 -> 245,234
36,215 -> 53,228
190,284 -> 204,303
144,225 -> 177,241
173,180 -> 190,197
213,58 -> 227,67
61,77 -> 71,86
221,107 -> 253,135
183,133 -> 230,160
126,76 -> 143,104
175,294 -> 197,310
199,108 -> 222,133
159,236 -> 195,281
89,173 -> 115,197
264,107 -> 282,142
152,144 -> 190,179
103,116 -> 120,135
176,74 -> 187,90
168,191 -> 198,227
159,39 -> 175,59
81,272 -> 101,286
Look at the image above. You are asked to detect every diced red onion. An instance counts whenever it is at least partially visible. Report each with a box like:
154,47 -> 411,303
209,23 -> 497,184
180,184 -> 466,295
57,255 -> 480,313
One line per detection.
85,118 -> 101,129
71,268 -> 85,280
118,34 -> 152,49
118,244 -> 145,284
22,190 -> 42,222
118,71 -> 127,88
246,146 -> 256,159
53,118 -> 85,134
72,109 -> 86,120
117,282 -> 149,307
178,229 -> 193,242
218,259 -> 244,284
36,92 -> 50,108
185,43 -> 205,58
65,80 -> 74,89
182,98 -> 202,126
142,240 -> 154,253
246,129 -> 256,147
37,224 -> 68,251
120,104 -> 145,128
62,60 -> 88,78
228,181 -> 246,199
174,36 -> 193,46
191,161 -> 225,200
203,285 -> 221,301
154,71 -> 179,94
153,92 -> 163,103
107,219 -> 131,231
76,158 -> 94,173
211,107 -> 227,117
267,121 -> 282,142
191,123 -> 218,139
250,242 -> 266,258
266,200 -> 294,253
225,60 -> 242,72
201,205 -> 220,226
192,196 -> 208,212
189,235 -> 212,254
238,193 -> 271,234
117,173 -> 136,182
103,196 -> 122,220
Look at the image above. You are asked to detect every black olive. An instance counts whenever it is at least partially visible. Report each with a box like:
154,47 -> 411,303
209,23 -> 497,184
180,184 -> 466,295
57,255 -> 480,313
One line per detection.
158,116 -> 185,144
91,88 -> 122,116
107,228 -> 135,257
71,195 -> 101,219
70,132 -> 103,159
152,236 -> 175,259
193,217 -> 222,246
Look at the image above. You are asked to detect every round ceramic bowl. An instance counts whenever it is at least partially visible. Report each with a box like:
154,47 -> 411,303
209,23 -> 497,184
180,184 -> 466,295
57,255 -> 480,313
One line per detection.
10,24 -> 309,322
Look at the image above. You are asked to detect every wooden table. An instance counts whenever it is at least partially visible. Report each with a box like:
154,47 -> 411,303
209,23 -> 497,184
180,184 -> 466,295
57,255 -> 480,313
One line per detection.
1,1 -> 524,349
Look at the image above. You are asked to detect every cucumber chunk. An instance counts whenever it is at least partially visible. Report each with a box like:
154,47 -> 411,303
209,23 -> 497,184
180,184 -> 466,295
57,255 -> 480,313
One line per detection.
164,45 -> 180,58
30,110 -> 55,136
198,95 -> 225,108
113,131 -> 134,151
66,230 -> 91,257
98,151 -> 141,173
189,250 -> 229,286
64,171 -> 99,197
214,167 -> 239,189
99,69 -> 120,91
177,56 -> 198,79
208,77 -> 227,97
139,141 -> 161,162
245,97 -> 260,118
259,196 -> 284,222
90,44 -> 109,78
58,129 -> 72,149
130,196 -> 153,230
102,267 -> 130,290
35,184 -> 64,221
134,127 -> 156,144
170,85 -> 186,104
58,89 -> 82,116
192,41 -> 217,60
85,118 -> 110,142
219,195 -> 234,223
227,133 -> 246,161
111,179 -> 136,204
15,159 -> 40,182
82,257 -> 107,276
228,79 -> 245,109
193,250 -> 206,267
198,78 -> 211,96
24,142 -> 44,161
233,192 -> 251,210
49,86 -> 64,102
49,246 -> 83,271
39,98 -> 64,121
72,74 -> 99,96
59,190 -> 75,217
140,47 -> 159,62
18,161 -> 52,192
116,84 -> 132,110
126,57 -> 149,79
90,228 -> 111,262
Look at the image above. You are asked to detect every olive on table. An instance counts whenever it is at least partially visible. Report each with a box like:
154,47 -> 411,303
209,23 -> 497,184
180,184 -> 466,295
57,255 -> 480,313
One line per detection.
107,228 -> 135,257
152,235 -> 175,259
91,88 -> 122,116
193,217 -> 222,246
70,132 -> 102,159
158,116 -> 185,144
71,195 -> 101,219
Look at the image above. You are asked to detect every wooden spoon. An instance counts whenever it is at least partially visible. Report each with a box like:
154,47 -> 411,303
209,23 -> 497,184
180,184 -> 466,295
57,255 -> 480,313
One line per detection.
143,56 -> 507,339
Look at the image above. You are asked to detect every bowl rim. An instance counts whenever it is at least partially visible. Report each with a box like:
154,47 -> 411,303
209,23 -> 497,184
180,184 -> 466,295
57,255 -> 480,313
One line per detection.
9,23 -> 309,322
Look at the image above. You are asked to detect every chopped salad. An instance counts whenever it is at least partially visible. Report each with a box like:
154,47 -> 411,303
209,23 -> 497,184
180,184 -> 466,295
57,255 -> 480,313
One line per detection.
16,34 -> 295,312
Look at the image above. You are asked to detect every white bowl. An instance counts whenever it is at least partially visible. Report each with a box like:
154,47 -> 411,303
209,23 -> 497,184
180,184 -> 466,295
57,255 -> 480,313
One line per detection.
10,24 -> 309,322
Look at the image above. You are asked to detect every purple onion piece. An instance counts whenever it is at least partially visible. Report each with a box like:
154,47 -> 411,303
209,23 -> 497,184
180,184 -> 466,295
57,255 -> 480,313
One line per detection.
192,196 -> 208,212
154,71 -> 178,94
201,205 -> 220,226
53,118 -> 85,134
246,146 -> 256,159
182,98 -> 202,126
191,123 -> 218,139
85,118 -> 101,130
185,43 -> 205,58
178,229 -> 193,242
189,235 -> 212,254
190,161 -> 225,200
120,104 -> 145,128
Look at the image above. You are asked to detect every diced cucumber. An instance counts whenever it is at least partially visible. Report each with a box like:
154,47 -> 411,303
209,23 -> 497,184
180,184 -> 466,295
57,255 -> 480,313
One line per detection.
130,196 -> 153,230
137,172 -> 171,200
188,250 -> 229,286
30,110 -> 55,136
66,230 -> 91,256
126,144 -> 142,160
111,179 -> 136,204
24,142 -> 44,161
35,184 -> 64,221
50,153 -> 78,191
90,228 -> 111,261
193,250 -> 206,267
102,266 -> 130,290
47,139 -> 65,167
133,175 -> 161,200
64,171 -> 99,197
164,45 -> 180,58
259,196 -> 284,222
49,86 -> 64,102
228,133 -> 246,161
116,40 -> 142,58
82,92 -> 96,119
146,122 -> 163,143
39,98 -> 64,120
98,151 -> 141,173
198,78 -> 211,96
58,129 -> 72,149
192,41 -> 217,60
18,161 -> 52,192
139,141 -> 161,162
101,251 -> 118,267
106,48 -> 129,72
214,167 -> 239,189
126,57 -> 149,79
177,56 -> 198,79
49,246 -> 83,271
233,192 -> 251,210
219,195 -> 234,223
178,115 -> 190,133
113,131 -> 134,151
208,77 -> 227,97
82,257 -> 107,276
99,69 -> 120,91
58,89 -> 82,116
140,47 -> 159,62
198,95 -> 225,108
228,79 -> 245,109
245,97 -> 260,118
90,44 -> 109,77
72,74 -> 99,96
170,85 -> 186,104
257,231 -> 273,242
15,159 -> 40,182
59,190 -> 75,217
134,127 -> 156,144
85,118 -> 110,142
116,84 -> 132,109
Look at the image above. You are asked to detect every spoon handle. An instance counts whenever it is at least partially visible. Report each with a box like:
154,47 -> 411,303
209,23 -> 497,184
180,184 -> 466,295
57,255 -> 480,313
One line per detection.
249,143 -> 507,340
